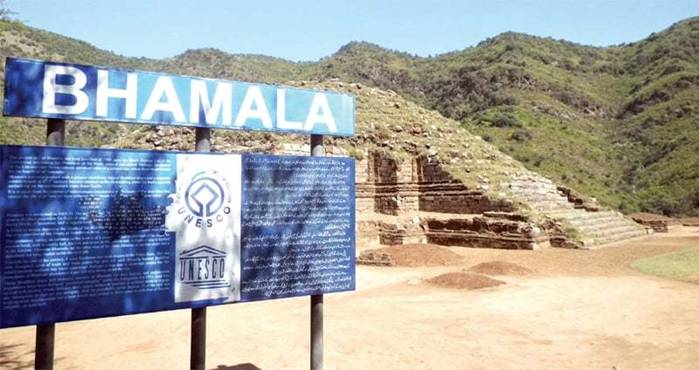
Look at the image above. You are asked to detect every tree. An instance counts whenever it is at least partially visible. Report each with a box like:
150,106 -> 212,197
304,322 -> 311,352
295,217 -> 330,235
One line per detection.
0,0 -> 15,20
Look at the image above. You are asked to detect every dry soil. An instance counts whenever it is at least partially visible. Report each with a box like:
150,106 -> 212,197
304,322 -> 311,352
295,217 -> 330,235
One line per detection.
1,228 -> 698,369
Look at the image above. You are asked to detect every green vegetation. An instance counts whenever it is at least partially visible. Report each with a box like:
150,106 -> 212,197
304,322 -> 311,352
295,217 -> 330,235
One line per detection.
301,19 -> 699,216
632,248 -> 699,282
0,16 -> 697,215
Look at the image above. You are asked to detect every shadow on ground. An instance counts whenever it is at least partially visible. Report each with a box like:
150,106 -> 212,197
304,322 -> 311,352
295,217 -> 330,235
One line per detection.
0,343 -> 34,369
211,363 -> 262,370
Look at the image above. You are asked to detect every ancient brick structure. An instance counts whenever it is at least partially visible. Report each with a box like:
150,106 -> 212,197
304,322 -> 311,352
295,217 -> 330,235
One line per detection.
510,175 -> 651,248
356,153 -> 515,216
355,151 -> 547,250
277,145 -> 650,251
630,213 -> 682,233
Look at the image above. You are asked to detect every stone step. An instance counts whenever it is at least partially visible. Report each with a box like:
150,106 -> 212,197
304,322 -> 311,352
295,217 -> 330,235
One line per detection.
571,214 -> 635,227
578,223 -> 645,239
524,200 -> 572,208
510,181 -> 557,188
581,227 -> 648,245
535,205 -> 577,212
524,200 -> 573,208
581,228 -> 649,248
567,215 -> 634,229
511,186 -> 560,193
510,183 -> 556,190
573,221 -> 638,234
550,210 -> 619,223
541,209 -> 587,218
571,216 -> 641,229
545,208 -> 599,215
532,200 -> 576,208
512,193 -> 568,202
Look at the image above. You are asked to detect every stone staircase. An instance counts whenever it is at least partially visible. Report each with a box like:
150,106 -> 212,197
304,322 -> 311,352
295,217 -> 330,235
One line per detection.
510,175 -> 650,248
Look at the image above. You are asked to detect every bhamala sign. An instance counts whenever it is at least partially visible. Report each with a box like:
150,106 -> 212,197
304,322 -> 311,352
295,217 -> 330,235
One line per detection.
3,57 -> 355,136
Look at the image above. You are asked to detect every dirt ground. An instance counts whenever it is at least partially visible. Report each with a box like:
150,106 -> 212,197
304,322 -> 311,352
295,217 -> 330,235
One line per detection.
2,228 -> 699,370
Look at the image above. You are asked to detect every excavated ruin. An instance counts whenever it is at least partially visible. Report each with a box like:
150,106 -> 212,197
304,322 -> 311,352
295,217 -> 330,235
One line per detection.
114,81 -> 652,255
353,148 -> 650,265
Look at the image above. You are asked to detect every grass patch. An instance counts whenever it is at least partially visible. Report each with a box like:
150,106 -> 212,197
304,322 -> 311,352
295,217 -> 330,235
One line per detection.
632,248 -> 699,282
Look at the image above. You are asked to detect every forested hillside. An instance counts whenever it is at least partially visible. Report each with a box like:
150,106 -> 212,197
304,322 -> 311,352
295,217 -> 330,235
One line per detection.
0,16 -> 696,215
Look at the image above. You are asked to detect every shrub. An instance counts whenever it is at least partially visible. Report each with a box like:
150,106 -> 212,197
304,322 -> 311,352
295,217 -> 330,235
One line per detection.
348,147 -> 365,161
509,129 -> 532,142
491,113 -> 520,128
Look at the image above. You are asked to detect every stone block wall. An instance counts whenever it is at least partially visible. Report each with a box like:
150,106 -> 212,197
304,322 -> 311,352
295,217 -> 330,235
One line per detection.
373,154 -> 400,184
423,217 -> 548,250
378,219 -> 426,245
355,157 -> 370,183
356,220 -> 381,248
357,153 -> 421,215
418,187 -> 515,214
355,151 -> 515,216
359,215 -> 547,250
415,155 -> 515,214
355,157 -> 375,213
416,155 -> 455,183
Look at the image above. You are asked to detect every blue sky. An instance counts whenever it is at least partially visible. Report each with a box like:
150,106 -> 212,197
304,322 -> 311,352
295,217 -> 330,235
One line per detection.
9,0 -> 699,61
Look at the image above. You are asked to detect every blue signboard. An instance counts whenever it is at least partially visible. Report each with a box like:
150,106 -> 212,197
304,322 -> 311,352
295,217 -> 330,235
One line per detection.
0,145 -> 355,328
3,58 -> 355,136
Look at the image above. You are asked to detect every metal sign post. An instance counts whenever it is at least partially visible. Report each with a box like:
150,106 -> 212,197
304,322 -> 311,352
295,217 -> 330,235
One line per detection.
35,324 -> 55,370
35,118 -> 65,370
191,127 -> 211,370
310,134 -> 324,370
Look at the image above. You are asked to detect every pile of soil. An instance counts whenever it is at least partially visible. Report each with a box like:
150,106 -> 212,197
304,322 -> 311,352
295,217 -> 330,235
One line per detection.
426,272 -> 505,290
467,261 -> 533,276
357,244 -> 462,267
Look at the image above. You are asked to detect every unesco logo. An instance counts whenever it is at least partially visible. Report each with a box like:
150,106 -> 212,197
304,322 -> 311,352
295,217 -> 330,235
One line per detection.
178,245 -> 229,289
185,174 -> 225,217
176,171 -> 232,229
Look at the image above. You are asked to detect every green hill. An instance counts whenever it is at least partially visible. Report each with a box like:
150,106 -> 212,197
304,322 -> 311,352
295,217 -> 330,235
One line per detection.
0,16 -> 697,215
